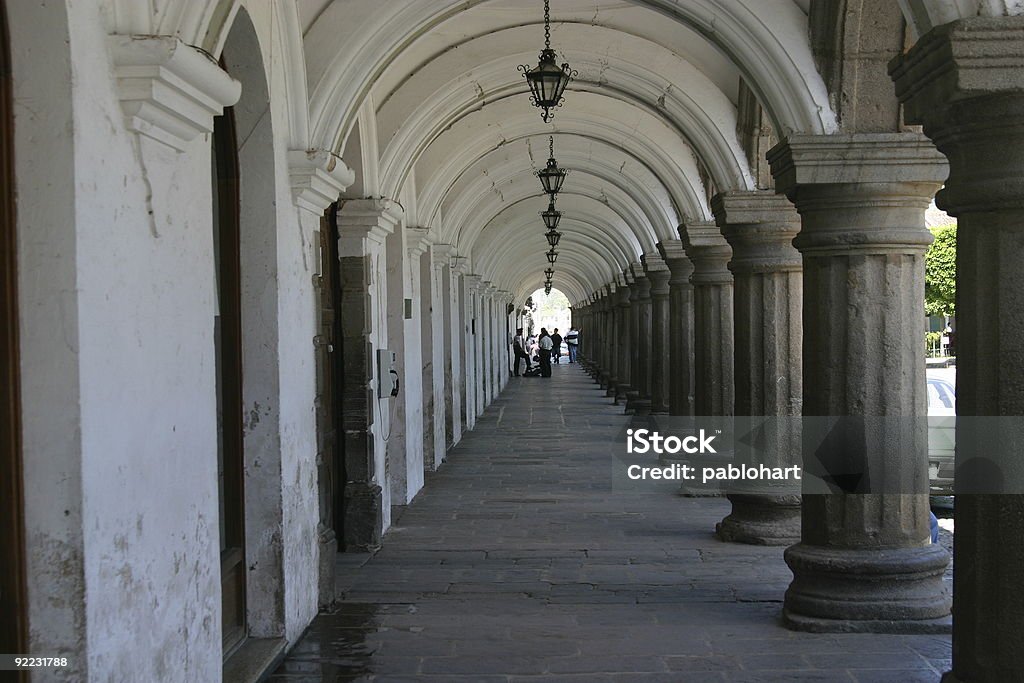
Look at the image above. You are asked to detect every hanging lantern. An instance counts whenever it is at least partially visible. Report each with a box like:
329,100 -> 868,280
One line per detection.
518,0 -> 576,123
546,249 -> 558,265
545,229 -> 562,248
537,136 -> 567,197
545,268 -> 555,279
541,199 -> 562,230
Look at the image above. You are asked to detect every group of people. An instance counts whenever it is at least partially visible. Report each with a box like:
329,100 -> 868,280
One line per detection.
512,326 -> 580,377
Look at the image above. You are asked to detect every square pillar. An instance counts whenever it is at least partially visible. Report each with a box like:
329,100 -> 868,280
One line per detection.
657,240 -> 695,417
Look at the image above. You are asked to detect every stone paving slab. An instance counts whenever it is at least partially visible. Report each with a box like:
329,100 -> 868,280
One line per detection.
271,365 -> 950,682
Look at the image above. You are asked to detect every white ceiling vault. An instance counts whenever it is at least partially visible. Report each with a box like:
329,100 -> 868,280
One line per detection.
108,0 -> 1022,305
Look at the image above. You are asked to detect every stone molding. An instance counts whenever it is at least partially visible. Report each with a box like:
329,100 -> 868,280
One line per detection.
431,243 -> 454,271
108,35 -> 241,152
657,240 -> 695,287
288,149 -> 355,214
641,254 -> 671,297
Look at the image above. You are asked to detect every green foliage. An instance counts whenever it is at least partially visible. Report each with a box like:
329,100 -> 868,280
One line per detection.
925,331 -> 942,355
925,224 -> 956,317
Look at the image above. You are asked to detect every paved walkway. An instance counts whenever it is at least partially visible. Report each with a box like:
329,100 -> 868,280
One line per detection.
272,364 -> 950,682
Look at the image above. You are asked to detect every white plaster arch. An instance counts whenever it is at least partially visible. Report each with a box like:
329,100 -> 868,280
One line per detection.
438,141 -> 677,251
474,208 -> 639,285
304,0 -> 836,156
447,172 -> 658,258
373,26 -> 751,195
412,104 -> 710,236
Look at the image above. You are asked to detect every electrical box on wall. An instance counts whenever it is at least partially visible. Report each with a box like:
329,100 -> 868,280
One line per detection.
377,348 -> 399,399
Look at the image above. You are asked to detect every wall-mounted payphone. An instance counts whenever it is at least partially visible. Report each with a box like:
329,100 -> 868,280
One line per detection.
377,348 -> 400,399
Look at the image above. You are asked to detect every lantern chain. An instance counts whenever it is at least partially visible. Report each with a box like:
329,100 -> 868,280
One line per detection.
544,0 -> 551,50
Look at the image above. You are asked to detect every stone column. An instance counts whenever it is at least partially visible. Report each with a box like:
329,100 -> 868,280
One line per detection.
448,256 -> 467,446
628,263 -> 652,414
712,191 -> 803,546
768,133 -> 950,632
658,241 -> 695,416
644,255 -> 671,414
614,277 -> 633,403
335,198 -> 402,550
681,223 -> 734,417
464,274 -> 482,429
893,18 -> 1024,677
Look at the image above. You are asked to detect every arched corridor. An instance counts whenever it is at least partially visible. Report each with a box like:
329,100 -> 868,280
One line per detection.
3,0 -> 1024,681
273,365 -> 951,680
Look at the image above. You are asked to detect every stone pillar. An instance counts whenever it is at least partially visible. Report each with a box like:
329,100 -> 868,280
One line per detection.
768,133 -> 950,632
429,245 -> 449,469
628,263 -> 652,414
464,274 -> 481,430
615,275 -> 633,403
658,241 -> 695,416
336,199 -> 402,550
448,256 -> 467,447
681,222 -> 734,417
712,191 -> 803,546
644,255 -> 671,414
892,18 -> 1024,677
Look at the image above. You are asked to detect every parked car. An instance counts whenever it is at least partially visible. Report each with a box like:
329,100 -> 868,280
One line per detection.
927,375 -> 956,497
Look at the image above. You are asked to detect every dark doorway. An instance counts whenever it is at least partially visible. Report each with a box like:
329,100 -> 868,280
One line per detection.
0,0 -> 26,668
212,106 -> 247,656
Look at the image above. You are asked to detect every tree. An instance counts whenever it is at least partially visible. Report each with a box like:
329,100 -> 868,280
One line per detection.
925,224 -> 956,317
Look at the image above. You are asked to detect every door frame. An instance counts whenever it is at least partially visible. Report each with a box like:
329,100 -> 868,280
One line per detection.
0,0 -> 27,665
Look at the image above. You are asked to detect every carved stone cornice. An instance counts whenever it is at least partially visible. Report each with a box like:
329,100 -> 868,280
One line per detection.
406,227 -> 431,258
336,198 -> 403,256
108,35 -> 241,152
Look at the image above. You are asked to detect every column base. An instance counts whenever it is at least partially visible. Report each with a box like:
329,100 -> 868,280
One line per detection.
614,384 -> 632,404
716,493 -> 801,546
342,482 -> 384,552
783,543 -> 951,633
317,525 -> 338,609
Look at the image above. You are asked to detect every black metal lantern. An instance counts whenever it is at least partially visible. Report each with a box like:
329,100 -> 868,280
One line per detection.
541,199 -> 562,230
518,0 -> 576,123
537,137 -> 567,197
545,229 -> 562,248
546,249 -> 558,265
544,268 -> 555,279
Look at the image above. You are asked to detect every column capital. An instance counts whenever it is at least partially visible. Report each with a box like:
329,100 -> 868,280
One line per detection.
465,274 -> 483,292
406,227 -> 432,258
768,133 -> 947,195
451,256 -> 471,275
712,191 -> 801,274
890,16 -> 1024,126
657,239 -> 695,287
891,16 -> 1024,213
288,149 -> 355,214
642,254 -> 671,297
768,134 -> 947,255
336,198 -> 403,256
680,221 -> 732,286
431,243 -> 455,271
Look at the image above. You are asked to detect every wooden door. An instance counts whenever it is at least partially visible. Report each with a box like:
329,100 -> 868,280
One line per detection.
212,109 -> 247,656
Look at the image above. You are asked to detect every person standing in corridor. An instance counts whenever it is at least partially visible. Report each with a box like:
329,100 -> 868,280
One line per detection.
565,326 -> 579,363
538,328 -> 553,377
550,328 -> 563,365
512,328 -> 532,376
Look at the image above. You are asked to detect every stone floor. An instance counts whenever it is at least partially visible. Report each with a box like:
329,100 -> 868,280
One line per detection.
271,364 -> 951,682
